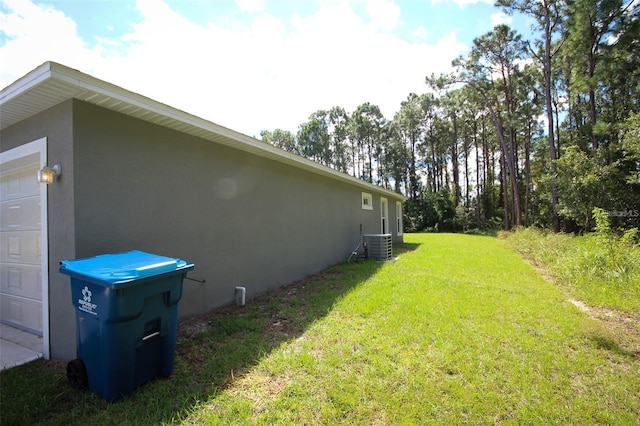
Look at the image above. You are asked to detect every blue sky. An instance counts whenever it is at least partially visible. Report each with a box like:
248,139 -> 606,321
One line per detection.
0,0 -> 530,136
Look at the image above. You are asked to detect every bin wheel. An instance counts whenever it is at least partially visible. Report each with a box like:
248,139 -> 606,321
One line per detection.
67,359 -> 88,389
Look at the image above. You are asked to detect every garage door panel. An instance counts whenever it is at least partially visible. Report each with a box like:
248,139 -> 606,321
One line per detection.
0,166 -> 40,201
1,197 -> 41,231
0,263 -> 42,299
0,230 -> 41,263
0,294 -> 42,335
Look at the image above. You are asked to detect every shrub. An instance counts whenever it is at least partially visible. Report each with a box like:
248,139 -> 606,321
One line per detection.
502,223 -> 640,313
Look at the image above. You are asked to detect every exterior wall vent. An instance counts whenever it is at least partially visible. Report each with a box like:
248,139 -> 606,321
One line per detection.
364,234 -> 393,261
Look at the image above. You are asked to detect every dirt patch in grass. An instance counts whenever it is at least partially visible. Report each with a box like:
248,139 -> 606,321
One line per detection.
569,299 -> 640,358
177,270 -> 348,359
226,369 -> 292,414
511,247 -> 640,359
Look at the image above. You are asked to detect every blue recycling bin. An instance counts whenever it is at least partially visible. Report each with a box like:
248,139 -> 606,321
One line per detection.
59,250 -> 194,402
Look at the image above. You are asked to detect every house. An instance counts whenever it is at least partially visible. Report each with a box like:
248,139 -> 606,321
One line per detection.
0,61 -> 406,363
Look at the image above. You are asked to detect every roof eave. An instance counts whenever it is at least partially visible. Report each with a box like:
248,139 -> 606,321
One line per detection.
1,61 -> 407,201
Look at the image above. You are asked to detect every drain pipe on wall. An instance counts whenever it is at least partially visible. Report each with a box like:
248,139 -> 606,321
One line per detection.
347,224 -> 364,262
235,286 -> 246,306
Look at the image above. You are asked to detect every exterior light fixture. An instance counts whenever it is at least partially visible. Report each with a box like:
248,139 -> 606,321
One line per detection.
37,164 -> 61,184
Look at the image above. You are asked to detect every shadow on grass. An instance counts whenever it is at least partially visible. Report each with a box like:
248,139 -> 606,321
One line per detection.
393,241 -> 422,254
589,334 -> 640,360
457,229 -> 499,237
0,258 -> 393,425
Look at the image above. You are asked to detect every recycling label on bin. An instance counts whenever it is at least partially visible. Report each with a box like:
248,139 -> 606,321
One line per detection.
78,286 -> 98,315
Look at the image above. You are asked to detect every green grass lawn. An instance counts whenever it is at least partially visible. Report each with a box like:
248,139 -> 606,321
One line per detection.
2,233 -> 638,425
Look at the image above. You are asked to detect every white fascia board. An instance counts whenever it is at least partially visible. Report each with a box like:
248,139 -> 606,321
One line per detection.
4,62 -> 407,201
0,62 -> 53,105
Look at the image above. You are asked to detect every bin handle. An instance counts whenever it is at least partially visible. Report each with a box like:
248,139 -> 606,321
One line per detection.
143,331 -> 160,341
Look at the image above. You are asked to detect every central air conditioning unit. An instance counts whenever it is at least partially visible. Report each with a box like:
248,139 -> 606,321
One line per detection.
364,234 -> 393,261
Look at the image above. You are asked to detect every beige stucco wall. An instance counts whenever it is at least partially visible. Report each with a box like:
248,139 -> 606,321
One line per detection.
2,99 -> 404,362
72,100 -> 403,316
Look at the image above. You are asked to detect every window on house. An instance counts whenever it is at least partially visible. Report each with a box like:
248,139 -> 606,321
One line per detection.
362,192 -> 373,210
396,201 -> 403,236
381,197 -> 389,234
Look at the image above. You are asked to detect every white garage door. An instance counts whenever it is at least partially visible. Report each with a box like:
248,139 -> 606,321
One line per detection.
0,149 -> 44,336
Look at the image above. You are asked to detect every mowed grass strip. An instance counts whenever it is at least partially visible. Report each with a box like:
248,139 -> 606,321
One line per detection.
2,233 -> 638,425
183,234 -> 640,425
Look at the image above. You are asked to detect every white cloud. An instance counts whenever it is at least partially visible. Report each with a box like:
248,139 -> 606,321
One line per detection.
413,25 -> 427,39
490,11 -> 512,27
235,0 -> 264,13
514,57 -> 533,71
0,0 -> 99,85
0,0 -> 468,136
365,0 -> 401,31
431,0 -> 492,7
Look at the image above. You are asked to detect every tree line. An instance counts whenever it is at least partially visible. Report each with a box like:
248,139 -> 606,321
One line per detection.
261,0 -> 640,233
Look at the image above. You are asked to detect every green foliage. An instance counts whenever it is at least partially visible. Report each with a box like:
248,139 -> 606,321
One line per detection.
551,146 -> 612,230
297,111 -> 332,166
454,203 -> 473,232
393,93 -> 433,199
327,106 -> 351,174
593,207 -> 612,237
350,103 -> 386,184
621,112 -> 640,184
547,113 -> 640,232
260,128 -> 297,154
403,188 -> 459,232
590,207 -> 640,279
503,225 -> 640,313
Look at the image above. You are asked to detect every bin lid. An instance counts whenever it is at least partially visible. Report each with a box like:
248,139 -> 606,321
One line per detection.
59,250 -> 194,285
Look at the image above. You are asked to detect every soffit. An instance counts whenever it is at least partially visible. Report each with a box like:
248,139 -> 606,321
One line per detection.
1,62 -> 406,200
